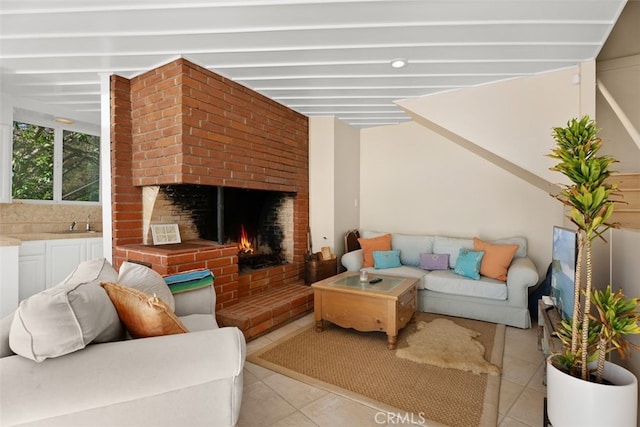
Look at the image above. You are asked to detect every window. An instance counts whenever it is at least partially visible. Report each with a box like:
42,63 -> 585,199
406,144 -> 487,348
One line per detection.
12,119 -> 100,203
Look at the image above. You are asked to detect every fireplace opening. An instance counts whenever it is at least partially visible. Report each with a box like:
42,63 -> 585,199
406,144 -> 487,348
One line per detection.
161,185 -> 294,272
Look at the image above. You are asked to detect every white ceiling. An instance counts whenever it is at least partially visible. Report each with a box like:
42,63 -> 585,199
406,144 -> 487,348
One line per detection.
0,0 -> 628,128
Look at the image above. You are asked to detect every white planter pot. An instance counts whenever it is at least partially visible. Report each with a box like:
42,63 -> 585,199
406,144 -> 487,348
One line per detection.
546,357 -> 638,427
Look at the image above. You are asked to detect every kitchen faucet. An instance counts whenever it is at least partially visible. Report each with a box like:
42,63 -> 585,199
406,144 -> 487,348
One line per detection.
69,219 -> 77,231
86,215 -> 91,231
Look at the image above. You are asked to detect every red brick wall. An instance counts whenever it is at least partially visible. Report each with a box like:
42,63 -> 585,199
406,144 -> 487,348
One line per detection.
109,58 -> 309,308
110,76 -> 143,248
120,243 -> 239,308
129,58 -> 308,193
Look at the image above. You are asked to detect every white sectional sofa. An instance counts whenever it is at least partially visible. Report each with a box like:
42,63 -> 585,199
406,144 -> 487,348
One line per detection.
341,231 -> 539,328
1,259 -> 245,427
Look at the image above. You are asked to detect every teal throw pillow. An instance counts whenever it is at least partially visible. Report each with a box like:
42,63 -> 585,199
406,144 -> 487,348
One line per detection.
373,250 -> 401,269
453,249 -> 484,280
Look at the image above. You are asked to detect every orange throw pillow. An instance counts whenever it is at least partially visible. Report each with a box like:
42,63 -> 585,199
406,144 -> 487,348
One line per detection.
358,234 -> 392,268
473,237 -> 519,282
100,282 -> 188,338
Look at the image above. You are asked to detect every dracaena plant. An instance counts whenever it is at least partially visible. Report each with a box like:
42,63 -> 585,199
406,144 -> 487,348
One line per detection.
589,286 -> 640,382
547,115 -> 639,382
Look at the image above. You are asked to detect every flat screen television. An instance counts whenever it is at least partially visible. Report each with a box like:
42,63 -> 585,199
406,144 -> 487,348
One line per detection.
551,226 -> 578,321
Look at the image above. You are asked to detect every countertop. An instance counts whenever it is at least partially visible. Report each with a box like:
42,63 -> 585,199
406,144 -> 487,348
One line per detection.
0,231 -> 103,246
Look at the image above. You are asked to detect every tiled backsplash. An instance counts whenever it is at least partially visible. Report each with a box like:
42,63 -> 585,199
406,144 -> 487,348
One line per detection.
0,203 -> 102,235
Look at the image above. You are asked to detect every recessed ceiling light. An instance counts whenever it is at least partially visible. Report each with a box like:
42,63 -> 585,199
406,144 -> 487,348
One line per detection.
390,58 -> 407,69
55,117 -> 75,125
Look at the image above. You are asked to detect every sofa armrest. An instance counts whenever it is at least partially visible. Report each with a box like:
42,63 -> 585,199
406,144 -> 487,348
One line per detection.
341,249 -> 364,271
1,327 -> 246,427
174,285 -> 216,317
506,257 -> 539,305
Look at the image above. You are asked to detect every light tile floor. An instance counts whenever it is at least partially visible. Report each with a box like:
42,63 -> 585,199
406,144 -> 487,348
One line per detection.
239,314 -> 546,427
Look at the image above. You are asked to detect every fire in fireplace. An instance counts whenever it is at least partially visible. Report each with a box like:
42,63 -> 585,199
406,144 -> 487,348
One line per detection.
160,184 -> 294,272
235,223 -> 285,271
238,224 -> 253,254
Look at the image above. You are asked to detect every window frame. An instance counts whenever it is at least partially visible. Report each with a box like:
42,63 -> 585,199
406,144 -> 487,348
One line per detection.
12,111 -> 101,206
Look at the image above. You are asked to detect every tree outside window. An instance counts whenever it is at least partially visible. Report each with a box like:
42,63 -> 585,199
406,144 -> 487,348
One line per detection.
62,130 -> 100,201
12,121 -> 100,203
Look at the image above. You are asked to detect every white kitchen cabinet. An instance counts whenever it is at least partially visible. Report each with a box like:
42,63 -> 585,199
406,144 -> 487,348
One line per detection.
46,239 -> 87,288
87,237 -> 104,260
18,237 -> 103,301
18,241 -> 46,302
0,244 -> 20,317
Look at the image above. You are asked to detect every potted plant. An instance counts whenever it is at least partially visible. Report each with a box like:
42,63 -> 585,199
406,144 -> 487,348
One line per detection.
546,115 -> 640,426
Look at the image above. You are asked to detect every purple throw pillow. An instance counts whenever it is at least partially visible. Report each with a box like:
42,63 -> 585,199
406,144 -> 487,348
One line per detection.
419,253 -> 450,270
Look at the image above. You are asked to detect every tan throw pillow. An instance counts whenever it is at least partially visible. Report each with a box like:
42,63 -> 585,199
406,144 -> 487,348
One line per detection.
117,261 -> 175,311
100,282 -> 188,338
9,258 -> 123,362
473,237 -> 519,282
357,234 -> 392,268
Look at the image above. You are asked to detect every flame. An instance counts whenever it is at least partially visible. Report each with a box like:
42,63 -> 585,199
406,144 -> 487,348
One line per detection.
238,224 -> 254,254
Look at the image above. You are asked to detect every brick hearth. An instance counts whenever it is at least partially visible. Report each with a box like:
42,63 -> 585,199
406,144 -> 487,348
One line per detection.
109,58 -> 311,339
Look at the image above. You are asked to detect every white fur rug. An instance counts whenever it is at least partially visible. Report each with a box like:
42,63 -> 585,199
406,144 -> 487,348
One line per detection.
396,318 -> 501,376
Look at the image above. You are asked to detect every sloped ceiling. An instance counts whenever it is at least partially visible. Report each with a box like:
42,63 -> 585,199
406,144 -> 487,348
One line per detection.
0,0 -> 628,128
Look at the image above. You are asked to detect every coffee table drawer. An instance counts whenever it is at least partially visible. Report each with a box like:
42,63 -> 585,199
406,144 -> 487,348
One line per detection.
319,292 -> 387,332
396,286 -> 416,328
398,286 -> 416,308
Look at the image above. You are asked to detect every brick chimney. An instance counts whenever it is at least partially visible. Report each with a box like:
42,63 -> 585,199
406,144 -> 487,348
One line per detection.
109,58 -> 309,309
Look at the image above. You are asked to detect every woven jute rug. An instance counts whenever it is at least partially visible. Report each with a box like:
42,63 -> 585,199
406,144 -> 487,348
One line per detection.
248,313 -> 505,427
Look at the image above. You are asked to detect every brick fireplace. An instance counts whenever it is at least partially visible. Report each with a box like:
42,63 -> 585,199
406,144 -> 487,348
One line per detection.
109,58 -> 310,324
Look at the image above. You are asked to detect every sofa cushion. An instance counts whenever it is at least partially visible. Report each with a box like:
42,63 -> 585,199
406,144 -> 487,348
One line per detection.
373,250 -> 401,269
9,258 -> 123,362
492,236 -> 527,258
453,249 -> 485,280
391,233 -> 435,266
361,230 -> 388,239
432,236 -> 474,268
101,282 -> 188,338
179,314 -> 219,331
358,234 -> 391,268
473,237 -> 519,281
118,262 -> 175,311
419,253 -> 449,270
425,270 -> 508,300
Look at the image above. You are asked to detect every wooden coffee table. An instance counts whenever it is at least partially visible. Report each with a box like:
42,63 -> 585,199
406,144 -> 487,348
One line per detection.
311,271 -> 418,349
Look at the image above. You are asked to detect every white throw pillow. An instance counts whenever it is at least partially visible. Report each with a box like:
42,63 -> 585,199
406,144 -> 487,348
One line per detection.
9,258 -> 123,362
117,262 -> 175,312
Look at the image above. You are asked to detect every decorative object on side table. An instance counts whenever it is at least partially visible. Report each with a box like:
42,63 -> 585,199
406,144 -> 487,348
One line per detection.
304,247 -> 337,285
546,115 -> 640,426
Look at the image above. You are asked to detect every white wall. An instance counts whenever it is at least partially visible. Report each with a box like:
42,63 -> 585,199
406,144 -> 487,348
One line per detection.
333,118 -> 360,256
309,116 -> 361,260
398,65 -> 591,185
360,121 -> 562,278
610,229 -> 640,394
596,55 -> 640,172
309,117 -> 336,255
0,94 -> 15,203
